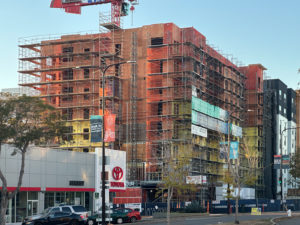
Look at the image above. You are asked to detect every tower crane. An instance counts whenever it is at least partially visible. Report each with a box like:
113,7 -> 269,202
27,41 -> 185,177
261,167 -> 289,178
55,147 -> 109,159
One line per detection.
50,0 -> 138,27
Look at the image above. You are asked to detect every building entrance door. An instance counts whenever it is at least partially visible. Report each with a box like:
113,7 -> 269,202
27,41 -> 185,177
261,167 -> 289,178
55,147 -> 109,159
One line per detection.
27,200 -> 38,216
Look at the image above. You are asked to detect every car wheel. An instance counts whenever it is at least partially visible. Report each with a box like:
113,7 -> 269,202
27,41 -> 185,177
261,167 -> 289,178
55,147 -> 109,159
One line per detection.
87,220 -> 94,225
116,217 -> 123,224
130,217 -> 137,223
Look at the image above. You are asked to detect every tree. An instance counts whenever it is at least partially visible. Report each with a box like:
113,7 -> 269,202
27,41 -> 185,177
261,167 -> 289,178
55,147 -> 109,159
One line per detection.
224,137 -> 258,224
158,147 -> 195,225
0,94 -> 65,225
289,148 -> 300,186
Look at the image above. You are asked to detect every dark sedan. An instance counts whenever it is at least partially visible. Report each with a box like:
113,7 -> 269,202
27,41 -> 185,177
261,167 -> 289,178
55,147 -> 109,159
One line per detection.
22,211 -> 84,225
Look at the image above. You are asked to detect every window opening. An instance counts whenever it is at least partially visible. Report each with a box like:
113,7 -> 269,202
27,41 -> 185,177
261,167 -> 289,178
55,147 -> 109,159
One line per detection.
83,128 -> 89,140
84,69 -> 90,79
151,37 -> 163,46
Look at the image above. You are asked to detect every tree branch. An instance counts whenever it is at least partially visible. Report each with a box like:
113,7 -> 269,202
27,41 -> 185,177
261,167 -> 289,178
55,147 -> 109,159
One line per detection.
0,169 -> 7,193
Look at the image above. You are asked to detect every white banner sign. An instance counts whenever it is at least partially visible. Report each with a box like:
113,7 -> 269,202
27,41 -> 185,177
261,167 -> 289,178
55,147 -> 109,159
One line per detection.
191,124 -> 207,138
186,175 -> 207,184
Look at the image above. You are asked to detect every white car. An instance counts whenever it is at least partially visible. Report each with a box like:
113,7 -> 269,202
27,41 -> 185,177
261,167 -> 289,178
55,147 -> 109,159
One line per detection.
40,205 -> 88,221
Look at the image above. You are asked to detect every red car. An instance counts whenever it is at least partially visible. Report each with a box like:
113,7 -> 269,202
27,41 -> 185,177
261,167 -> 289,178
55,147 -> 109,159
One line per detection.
112,208 -> 141,224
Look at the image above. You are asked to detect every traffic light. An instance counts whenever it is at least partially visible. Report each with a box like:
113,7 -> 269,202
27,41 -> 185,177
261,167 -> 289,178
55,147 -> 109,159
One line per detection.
278,176 -> 282,184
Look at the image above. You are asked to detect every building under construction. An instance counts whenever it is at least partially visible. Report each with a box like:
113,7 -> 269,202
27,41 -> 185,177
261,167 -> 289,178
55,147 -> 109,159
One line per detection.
239,64 -> 265,198
19,22 -> 246,201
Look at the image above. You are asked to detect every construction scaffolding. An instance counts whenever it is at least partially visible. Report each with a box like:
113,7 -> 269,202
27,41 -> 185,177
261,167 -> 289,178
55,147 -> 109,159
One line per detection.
240,64 -> 266,198
145,23 -> 246,200
18,14 -> 125,152
18,22 -> 247,200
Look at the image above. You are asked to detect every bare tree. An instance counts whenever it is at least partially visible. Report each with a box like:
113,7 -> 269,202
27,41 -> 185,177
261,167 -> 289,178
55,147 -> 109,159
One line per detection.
225,137 -> 258,224
158,147 -> 195,225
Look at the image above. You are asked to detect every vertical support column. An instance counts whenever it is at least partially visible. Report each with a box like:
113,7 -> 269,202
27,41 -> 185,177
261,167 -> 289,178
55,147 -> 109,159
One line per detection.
38,192 -> 45,214
130,32 -> 138,183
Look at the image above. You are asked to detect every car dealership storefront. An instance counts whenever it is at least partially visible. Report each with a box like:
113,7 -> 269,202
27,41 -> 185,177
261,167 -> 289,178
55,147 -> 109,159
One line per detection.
1,190 -> 93,223
0,145 -> 96,222
0,145 -> 129,223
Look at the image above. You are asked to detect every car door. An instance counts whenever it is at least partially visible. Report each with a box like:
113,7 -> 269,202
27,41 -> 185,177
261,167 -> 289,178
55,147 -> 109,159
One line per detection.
47,212 -> 60,225
58,212 -> 73,225
48,212 -> 68,225
122,209 -> 131,222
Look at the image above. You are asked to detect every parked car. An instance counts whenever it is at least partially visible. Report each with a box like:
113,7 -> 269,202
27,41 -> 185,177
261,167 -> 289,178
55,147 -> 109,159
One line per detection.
22,211 -> 84,225
24,205 -> 88,223
59,205 -> 89,221
87,208 -> 141,224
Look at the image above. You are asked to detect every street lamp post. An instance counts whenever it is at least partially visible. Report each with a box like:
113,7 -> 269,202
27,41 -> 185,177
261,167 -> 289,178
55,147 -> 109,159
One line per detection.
100,61 -> 135,225
226,109 -> 253,224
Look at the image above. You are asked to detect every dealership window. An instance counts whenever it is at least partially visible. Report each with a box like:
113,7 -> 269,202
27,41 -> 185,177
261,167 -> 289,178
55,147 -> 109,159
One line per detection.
66,192 -> 75,205
55,192 -> 66,205
45,192 -> 55,209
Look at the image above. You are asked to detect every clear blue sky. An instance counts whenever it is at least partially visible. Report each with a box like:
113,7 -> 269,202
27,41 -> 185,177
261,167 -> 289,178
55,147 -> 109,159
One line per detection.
1,0 -> 300,90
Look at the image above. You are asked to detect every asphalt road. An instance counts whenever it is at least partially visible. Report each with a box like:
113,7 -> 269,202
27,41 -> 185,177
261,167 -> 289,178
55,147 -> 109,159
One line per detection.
277,217 -> 300,225
140,214 -> 279,225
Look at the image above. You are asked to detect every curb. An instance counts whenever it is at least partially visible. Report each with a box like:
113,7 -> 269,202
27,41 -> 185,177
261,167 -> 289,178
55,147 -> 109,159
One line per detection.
271,215 -> 300,225
270,216 -> 282,225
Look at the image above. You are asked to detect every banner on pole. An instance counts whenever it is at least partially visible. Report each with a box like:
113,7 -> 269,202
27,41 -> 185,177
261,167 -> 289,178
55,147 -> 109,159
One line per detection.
219,141 -> 239,159
90,115 -> 103,142
282,155 -> 290,169
104,114 -> 116,142
230,142 -> 239,159
274,155 -> 281,169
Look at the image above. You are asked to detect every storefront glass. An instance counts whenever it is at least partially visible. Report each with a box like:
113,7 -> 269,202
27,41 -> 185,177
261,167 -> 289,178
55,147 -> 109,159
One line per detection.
16,192 -> 27,222
55,192 -> 66,205
1,190 -> 93,222
66,192 -> 75,205
45,192 -> 54,209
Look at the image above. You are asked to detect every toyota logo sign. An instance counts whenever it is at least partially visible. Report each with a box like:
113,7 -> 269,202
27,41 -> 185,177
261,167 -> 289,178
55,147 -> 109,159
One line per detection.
112,166 -> 123,181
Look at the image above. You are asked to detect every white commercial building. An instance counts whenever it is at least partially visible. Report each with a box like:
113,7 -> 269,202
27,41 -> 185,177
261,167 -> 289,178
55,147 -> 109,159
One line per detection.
0,144 -> 126,223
